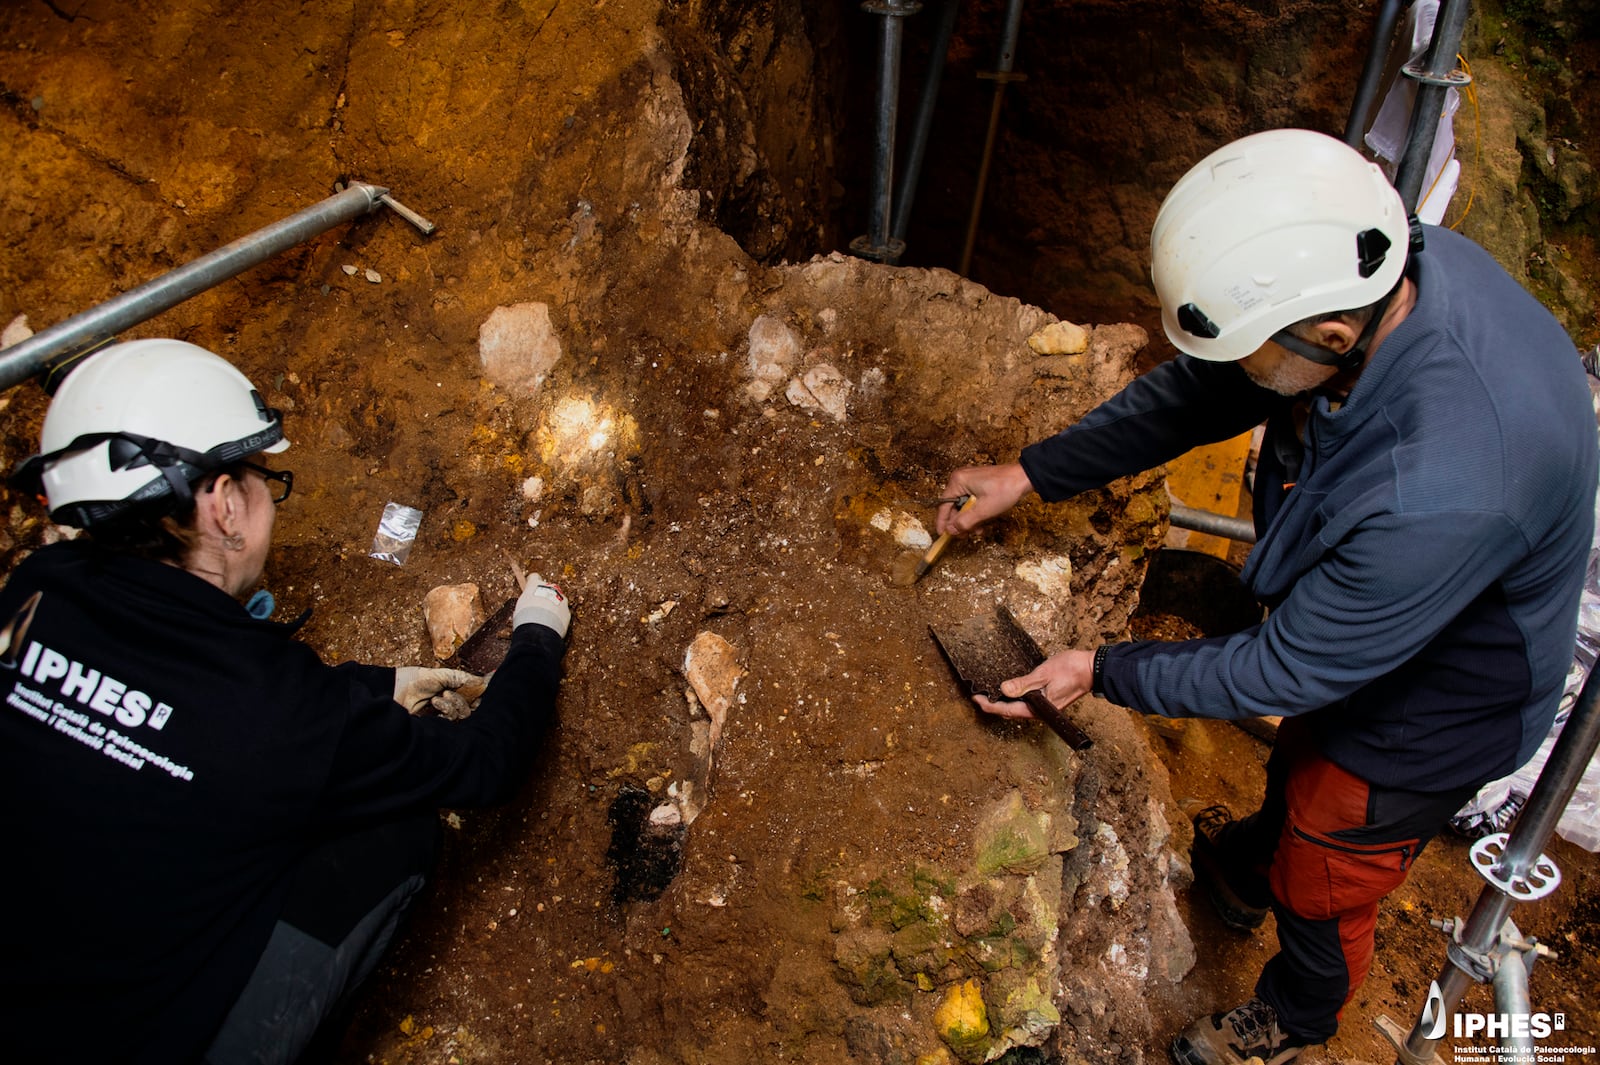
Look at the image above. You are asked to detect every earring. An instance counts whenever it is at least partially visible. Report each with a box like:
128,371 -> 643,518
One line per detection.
223,533 -> 245,552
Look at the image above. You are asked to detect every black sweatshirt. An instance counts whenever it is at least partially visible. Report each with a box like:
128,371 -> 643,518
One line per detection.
0,540 -> 566,1064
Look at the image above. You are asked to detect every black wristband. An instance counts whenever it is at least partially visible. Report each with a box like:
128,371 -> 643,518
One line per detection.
1091,644 -> 1110,698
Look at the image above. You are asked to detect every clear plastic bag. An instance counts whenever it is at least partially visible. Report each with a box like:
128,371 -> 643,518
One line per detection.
370,502 -> 424,566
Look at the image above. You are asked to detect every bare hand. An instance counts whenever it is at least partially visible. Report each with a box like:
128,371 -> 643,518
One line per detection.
972,649 -> 1095,720
935,462 -> 1036,536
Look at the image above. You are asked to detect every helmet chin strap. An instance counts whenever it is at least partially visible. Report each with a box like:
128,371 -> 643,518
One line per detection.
1269,278 -> 1403,374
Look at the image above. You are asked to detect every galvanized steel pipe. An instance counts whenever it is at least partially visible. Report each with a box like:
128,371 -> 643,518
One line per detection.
1491,937 -> 1534,1057
1169,503 -> 1257,545
851,0 -> 922,263
0,182 -> 391,392
890,0 -> 962,254
1343,0 -> 1408,148
959,0 -> 1026,276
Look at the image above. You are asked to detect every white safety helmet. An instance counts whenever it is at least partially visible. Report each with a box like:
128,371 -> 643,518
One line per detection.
12,338 -> 289,528
1151,128 -> 1412,363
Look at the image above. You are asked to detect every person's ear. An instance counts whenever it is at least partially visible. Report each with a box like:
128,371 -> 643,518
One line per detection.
1310,318 -> 1358,356
196,473 -> 244,538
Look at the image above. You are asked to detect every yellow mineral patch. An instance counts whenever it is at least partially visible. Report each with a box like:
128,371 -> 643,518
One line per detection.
933,978 -> 990,1060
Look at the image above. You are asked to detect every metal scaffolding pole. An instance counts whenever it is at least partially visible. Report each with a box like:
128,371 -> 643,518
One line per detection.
1392,0 -> 1472,212
0,182 -> 434,392
851,0 -> 923,264
1385,660 -> 1600,1064
1343,0 -> 1409,148
958,0 -> 1026,276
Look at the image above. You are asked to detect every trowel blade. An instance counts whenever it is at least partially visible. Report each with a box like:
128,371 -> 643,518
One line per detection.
929,606 -> 1093,751
449,597 -> 518,675
928,609 -> 1041,702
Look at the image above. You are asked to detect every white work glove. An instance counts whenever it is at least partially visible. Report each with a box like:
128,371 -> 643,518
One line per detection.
393,666 -> 480,714
512,573 -> 570,638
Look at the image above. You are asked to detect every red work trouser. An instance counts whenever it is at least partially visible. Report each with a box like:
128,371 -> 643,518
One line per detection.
1213,718 -> 1479,1044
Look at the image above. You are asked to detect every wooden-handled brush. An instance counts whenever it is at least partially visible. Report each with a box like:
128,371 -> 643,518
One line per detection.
912,494 -> 976,583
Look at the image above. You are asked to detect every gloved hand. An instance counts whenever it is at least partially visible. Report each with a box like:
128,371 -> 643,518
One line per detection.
512,573 -> 570,637
393,666 -> 481,714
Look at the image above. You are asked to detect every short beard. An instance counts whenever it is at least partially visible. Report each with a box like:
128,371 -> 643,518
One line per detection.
1241,357 -> 1335,397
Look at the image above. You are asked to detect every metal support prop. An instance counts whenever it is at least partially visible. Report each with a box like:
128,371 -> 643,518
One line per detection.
1491,935 -> 1535,1058
851,0 -> 922,264
1392,658 -> 1600,1064
1169,503 -> 1257,545
1343,0 -> 1409,148
1392,0 -> 1472,212
958,0 -> 1026,276
0,181 -> 436,392
889,0 -> 962,258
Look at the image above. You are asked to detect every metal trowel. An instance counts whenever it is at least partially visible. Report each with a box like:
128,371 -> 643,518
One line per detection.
929,605 -> 1094,751
447,551 -> 528,676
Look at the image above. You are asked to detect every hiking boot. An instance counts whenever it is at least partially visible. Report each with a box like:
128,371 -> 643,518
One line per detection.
1187,804 -> 1270,932
1170,998 -> 1307,1065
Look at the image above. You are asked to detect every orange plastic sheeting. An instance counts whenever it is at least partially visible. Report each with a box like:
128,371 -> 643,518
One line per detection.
1164,430 -> 1254,560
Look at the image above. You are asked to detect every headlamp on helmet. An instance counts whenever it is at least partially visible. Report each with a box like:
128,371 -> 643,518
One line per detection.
10,339 -> 289,529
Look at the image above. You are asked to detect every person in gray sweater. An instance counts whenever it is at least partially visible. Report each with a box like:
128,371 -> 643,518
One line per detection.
936,130 -> 1597,1065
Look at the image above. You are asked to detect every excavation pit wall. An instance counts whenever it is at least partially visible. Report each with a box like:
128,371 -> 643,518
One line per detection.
0,2 -> 1252,1062
10,0 -> 1600,1060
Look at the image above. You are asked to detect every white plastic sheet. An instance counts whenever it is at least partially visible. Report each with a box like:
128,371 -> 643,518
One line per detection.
1363,0 -> 1461,225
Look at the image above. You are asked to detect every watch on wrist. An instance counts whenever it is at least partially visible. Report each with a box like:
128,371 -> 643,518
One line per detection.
1091,644 -> 1110,697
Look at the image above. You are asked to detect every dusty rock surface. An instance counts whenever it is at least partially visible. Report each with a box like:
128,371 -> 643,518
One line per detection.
0,2 -> 1596,1064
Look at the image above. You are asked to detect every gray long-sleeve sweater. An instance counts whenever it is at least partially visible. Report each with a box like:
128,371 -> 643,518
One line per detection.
1020,226 -> 1597,791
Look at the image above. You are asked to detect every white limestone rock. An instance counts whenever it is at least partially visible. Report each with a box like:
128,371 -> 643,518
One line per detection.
478,301 -> 563,393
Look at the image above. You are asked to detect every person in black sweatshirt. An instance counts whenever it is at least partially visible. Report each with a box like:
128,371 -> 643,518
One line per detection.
0,338 -> 571,1065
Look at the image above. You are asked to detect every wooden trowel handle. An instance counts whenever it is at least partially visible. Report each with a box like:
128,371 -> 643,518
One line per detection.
1020,689 -> 1094,751
919,495 -> 977,576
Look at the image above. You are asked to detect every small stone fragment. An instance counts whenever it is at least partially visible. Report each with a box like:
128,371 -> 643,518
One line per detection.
975,790 -> 1051,875
1015,555 -> 1073,601
364,268 -> 382,283
1027,320 -> 1089,355
431,688 -> 473,721
423,583 -> 486,660
682,631 -> 741,735
2,314 -> 33,349
890,512 -> 932,551
746,315 -> 802,402
802,362 -> 853,421
479,301 -> 564,393
342,264 -> 358,275
648,802 -> 683,828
